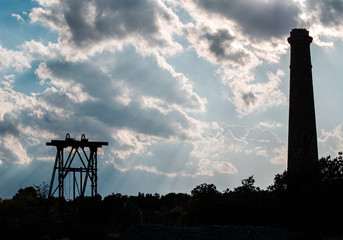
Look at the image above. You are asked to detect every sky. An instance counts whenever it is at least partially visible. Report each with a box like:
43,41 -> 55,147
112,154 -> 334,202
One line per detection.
1,0 -> 343,199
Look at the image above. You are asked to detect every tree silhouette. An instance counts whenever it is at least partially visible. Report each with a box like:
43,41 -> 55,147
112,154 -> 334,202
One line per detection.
267,171 -> 288,193
233,175 -> 260,193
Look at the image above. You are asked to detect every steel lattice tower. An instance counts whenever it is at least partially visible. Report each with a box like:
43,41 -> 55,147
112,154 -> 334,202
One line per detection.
46,133 -> 108,214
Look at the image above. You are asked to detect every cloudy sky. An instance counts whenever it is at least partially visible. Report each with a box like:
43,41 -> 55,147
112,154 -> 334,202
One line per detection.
1,0 -> 343,198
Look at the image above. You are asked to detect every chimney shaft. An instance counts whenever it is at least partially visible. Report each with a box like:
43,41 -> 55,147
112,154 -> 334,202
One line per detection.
287,29 -> 318,193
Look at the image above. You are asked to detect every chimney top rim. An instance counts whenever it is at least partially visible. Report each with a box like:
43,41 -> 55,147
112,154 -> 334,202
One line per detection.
288,28 -> 312,44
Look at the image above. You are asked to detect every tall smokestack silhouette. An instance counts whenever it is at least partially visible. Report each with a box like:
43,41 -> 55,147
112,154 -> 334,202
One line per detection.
287,29 -> 318,193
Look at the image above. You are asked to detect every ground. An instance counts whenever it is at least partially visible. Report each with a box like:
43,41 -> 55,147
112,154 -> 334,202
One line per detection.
115,224 -> 302,240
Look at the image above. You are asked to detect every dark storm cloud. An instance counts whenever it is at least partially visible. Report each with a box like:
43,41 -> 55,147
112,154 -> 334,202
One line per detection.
194,0 -> 301,38
42,48 -> 203,111
242,91 -> 257,107
0,116 -> 19,137
36,95 -> 187,142
62,0 -> 159,46
31,0 -> 176,50
110,49 -> 203,110
36,49 -> 202,140
204,29 -> 249,64
305,0 -> 343,26
205,30 -> 234,58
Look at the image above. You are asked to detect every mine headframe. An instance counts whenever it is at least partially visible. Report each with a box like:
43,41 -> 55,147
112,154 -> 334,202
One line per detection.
46,133 -> 108,214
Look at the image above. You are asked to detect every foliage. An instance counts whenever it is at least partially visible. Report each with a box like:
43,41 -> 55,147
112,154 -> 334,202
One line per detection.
268,171 -> 287,191
34,182 -> 49,199
12,186 -> 38,201
184,183 -> 223,226
233,175 -> 260,193
191,183 -> 220,196
319,152 -> 343,191
102,193 -> 142,232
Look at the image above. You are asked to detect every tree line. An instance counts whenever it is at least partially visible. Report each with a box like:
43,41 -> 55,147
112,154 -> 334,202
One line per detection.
1,153 -> 343,239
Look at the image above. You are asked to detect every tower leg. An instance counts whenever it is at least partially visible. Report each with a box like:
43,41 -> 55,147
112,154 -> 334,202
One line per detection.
94,151 -> 98,196
47,149 -> 60,199
45,149 -> 60,218
58,149 -> 64,215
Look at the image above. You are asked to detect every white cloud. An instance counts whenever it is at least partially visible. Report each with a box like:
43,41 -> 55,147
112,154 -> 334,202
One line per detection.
256,147 -> 268,158
111,129 -> 155,160
20,40 -> 59,61
153,53 -> 207,113
11,13 -> 25,23
35,62 -> 97,103
0,45 -> 31,72
36,156 -> 55,161
190,123 -> 246,161
179,1 -> 289,115
197,159 -> 238,176
0,40 -> 59,75
0,134 -> 31,164
109,121 -> 246,178
0,87 -> 38,120
270,145 -> 287,165
186,123 -> 287,177
18,125 -> 58,146
1,75 -> 15,89
245,127 -> 286,165
318,124 -> 343,157
133,165 -> 179,178
186,23 -> 256,66
224,69 -> 287,115
259,121 -> 283,129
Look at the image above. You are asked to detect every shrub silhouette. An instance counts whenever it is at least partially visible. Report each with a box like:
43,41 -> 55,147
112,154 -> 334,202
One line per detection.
12,186 -> 38,201
184,183 -> 222,226
102,193 -> 142,233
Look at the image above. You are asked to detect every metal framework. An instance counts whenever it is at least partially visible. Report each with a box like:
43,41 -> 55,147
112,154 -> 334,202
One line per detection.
46,133 -> 108,213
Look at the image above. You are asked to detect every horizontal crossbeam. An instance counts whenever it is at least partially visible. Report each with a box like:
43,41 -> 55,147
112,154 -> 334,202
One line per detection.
46,139 -> 108,149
